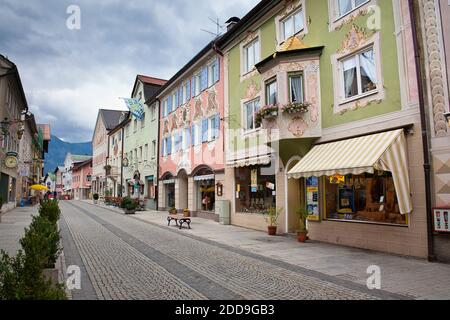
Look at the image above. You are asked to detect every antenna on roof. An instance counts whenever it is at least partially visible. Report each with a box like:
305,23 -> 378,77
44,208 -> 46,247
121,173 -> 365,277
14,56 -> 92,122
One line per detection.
200,17 -> 224,38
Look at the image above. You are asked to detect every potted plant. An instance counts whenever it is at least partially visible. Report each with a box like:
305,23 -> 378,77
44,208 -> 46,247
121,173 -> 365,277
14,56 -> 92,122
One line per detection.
120,197 -> 138,214
183,209 -> 190,217
168,207 -> 177,215
93,193 -> 99,204
264,206 -> 282,236
255,104 -> 279,126
282,101 -> 311,115
296,207 -> 309,242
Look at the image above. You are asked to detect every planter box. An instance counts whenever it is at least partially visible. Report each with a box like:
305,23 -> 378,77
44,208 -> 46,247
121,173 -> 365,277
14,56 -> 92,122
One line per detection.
124,209 -> 136,215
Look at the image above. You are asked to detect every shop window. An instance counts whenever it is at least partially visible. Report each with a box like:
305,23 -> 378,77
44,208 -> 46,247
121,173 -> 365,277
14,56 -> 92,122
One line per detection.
289,73 -> 304,103
195,171 -> 215,212
341,47 -> 377,100
324,173 -> 407,225
243,99 -> 261,132
235,165 -> 276,214
265,79 -> 277,105
281,8 -> 304,42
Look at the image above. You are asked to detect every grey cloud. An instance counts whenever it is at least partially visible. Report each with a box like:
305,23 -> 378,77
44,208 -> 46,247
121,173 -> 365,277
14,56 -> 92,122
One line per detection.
0,0 -> 259,142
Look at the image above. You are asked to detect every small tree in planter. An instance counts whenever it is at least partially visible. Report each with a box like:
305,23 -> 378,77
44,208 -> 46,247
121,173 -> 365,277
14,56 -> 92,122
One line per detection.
168,207 -> 177,215
296,207 -> 309,242
183,209 -> 190,217
255,104 -> 279,126
264,206 -> 282,236
282,101 -> 311,115
93,193 -> 99,204
120,197 -> 137,214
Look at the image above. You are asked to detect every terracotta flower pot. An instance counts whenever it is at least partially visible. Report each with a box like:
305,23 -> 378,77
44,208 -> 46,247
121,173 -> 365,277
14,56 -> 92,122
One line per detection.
268,226 -> 277,236
297,231 -> 308,243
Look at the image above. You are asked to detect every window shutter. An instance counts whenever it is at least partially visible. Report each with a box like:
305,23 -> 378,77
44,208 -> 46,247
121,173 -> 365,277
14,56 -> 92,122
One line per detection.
214,58 -> 220,83
201,67 -> 208,91
202,119 -> 208,143
187,80 -> 191,100
178,87 -> 183,106
191,125 -> 196,146
175,134 -> 178,152
167,137 -> 172,155
192,76 -> 196,96
168,96 -> 173,113
162,139 -> 166,157
185,127 -> 191,148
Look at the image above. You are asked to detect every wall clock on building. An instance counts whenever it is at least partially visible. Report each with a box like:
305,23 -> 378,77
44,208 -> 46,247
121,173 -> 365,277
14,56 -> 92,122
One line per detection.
4,154 -> 18,169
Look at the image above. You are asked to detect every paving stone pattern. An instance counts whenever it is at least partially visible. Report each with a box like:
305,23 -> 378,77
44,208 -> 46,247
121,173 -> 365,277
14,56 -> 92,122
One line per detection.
61,201 -> 409,300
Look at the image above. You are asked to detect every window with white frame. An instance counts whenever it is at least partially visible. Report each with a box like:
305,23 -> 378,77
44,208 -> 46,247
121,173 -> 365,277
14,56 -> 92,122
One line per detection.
243,38 -> 260,74
289,73 -> 304,103
208,60 -> 218,87
281,8 -> 304,42
243,99 -> 260,132
336,0 -> 369,18
340,47 -> 377,100
144,144 -> 148,161
194,73 -> 201,96
192,122 -> 201,146
265,79 -> 277,105
162,99 -> 168,117
182,82 -> 189,104
208,116 -> 216,141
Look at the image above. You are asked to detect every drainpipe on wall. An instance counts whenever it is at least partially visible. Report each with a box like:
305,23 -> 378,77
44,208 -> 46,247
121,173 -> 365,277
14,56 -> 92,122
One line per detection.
409,0 -> 436,262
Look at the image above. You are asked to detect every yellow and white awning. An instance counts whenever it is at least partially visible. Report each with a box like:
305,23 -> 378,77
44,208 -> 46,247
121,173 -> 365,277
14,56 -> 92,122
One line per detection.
287,129 -> 412,214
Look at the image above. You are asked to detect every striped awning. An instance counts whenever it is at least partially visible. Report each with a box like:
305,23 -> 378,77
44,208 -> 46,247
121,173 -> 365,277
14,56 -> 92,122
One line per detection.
287,129 -> 412,214
226,154 -> 272,168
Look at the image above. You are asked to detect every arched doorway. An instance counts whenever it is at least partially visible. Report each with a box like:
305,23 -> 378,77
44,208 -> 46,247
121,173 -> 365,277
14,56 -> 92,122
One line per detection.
193,166 -> 215,213
161,172 -> 175,209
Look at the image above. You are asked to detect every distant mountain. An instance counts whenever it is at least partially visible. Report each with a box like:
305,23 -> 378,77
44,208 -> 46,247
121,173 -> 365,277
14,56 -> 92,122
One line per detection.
44,135 -> 92,174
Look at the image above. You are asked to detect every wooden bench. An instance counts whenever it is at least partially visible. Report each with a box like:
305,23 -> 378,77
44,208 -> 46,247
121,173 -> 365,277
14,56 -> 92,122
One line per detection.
167,214 -> 191,230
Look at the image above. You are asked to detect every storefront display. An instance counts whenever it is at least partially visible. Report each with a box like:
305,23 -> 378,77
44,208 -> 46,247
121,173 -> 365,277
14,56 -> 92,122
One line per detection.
324,172 -> 406,225
434,209 -> 450,233
235,165 -> 276,214
196,179 -> 215,212
306,177 -> 319,221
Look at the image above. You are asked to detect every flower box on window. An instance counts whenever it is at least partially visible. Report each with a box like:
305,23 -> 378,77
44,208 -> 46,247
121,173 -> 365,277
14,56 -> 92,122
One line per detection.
255,104 -> 279,125
282,101 -> 311,115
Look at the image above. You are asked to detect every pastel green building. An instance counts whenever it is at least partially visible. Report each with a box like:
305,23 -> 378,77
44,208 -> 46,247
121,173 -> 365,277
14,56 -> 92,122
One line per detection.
218,0 -> 428,258
120,75 -> 166,209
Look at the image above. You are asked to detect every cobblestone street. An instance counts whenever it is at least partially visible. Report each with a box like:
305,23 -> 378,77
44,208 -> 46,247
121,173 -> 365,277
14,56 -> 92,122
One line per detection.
59,201 -> 409,300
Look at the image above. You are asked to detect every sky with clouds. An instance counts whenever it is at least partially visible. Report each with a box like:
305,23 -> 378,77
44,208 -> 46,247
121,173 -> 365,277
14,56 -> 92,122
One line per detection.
0,0 -> 260,142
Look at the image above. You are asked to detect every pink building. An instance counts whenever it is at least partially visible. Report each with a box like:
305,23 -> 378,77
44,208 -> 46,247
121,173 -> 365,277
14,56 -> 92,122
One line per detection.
72,159 -> 93,200
157,42 -> 225,221
54,166 -> 64,199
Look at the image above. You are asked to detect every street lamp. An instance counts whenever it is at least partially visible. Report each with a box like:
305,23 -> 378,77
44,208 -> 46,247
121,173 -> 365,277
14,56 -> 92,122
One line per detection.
0,110 -> 33,142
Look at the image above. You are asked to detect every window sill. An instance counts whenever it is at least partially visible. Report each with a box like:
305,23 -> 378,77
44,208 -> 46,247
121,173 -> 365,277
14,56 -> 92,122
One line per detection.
338,89 -> 379,106
242,128 -> 261,136
325,218 -> 408,228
